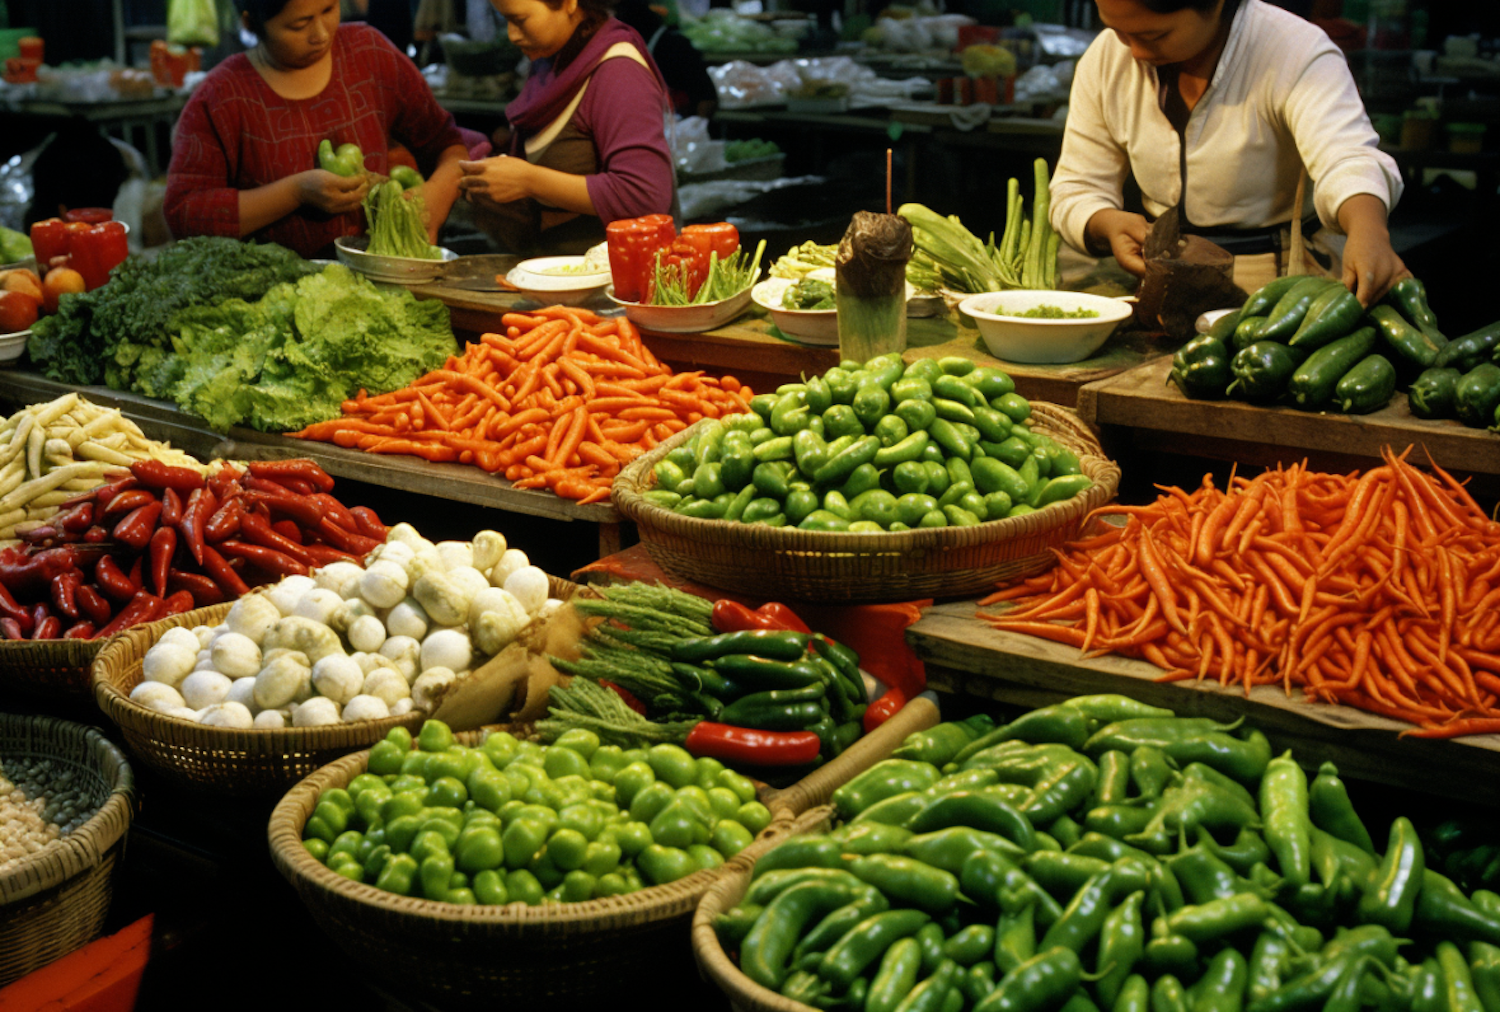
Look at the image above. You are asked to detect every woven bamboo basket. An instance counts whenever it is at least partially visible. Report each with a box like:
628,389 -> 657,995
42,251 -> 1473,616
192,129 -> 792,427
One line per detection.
693,805 -> 838,1012
0,637 -> 109,709
0,714 -> 135,989
92,603 -> 426,797
267,736 -> 801,1010
759,694 -> 940,819
613,402 -> 1121,602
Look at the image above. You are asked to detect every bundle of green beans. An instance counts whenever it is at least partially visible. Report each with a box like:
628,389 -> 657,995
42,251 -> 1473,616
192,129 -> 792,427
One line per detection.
715,695 -> 1500,1012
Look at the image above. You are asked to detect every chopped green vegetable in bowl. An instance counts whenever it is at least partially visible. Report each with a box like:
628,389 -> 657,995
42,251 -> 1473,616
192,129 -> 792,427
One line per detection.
1004,304 -> 1100,319
781,277 -> 835,311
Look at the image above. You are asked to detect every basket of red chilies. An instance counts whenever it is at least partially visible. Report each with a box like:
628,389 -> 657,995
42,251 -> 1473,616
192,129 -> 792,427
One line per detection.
0,455 -> 385,706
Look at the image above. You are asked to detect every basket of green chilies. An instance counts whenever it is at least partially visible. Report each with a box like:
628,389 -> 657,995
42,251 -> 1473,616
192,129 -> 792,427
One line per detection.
692,693 -> 1500,1012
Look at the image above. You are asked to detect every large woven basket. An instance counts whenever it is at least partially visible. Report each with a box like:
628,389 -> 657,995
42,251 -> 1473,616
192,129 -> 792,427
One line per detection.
693,805 -> 838,1012
0,638 -> 109,709
759,694 -> 940,819
92,603 -> 426,797
267,736 -> 800,1011
613,402 -> 1121,602
0,714 -> 135,989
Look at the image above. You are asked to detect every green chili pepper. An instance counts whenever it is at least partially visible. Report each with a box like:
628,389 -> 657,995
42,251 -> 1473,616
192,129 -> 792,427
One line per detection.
1198,826 -> 1272,876
1258,750 -> 1312,888
944,924 -> 997,966
897,958 -> 960,1012
1084,804 -> 1158,841
1129,747 -> 1179,800
961,850 -> 1064,926
1068,833 -> 1157,866
1307,762 -> 1376,855
849,854 -> 960,916
833,760 -> 942,819
1358,816 -> 1425,934
971,946 -> 1084,1012
907,791 -> 1037,852
1414,870 -> 1500,947
1192,948 -> 1248,1012
1150,974 -> 1190,1012
741,877 -> 876,989
794,894 -> 891,966
1096,890 -> 1146,1009
867,937 -> 925,1012
905,826 -> 1025,875
995,901 -> 1038,971
816,908 -> 932,992
1095,751 -> 1133,805
1142,933 -> 1199,980
1245,931 -> 1290,1006
1041,862 -> 1142,953
1160,892 -> 1269,944
1115,975 -> 1150,1012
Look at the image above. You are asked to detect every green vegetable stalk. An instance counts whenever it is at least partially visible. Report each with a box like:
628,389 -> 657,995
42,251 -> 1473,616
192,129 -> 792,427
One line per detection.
363,179 -> 442,260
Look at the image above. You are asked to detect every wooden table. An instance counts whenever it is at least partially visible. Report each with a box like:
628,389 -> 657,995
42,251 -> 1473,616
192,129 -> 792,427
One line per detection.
414,263 -> 1157,409
1077,356 -> 1500,479
907,600 -> 1500,806
0,371 -> 626,556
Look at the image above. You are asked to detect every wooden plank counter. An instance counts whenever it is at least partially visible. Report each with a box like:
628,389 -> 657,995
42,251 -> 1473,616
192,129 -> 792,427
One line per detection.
906,599 -> 1500,806
0,371 -> 625,555
412,281 -> 1164,409
1077,355 -> 1500,477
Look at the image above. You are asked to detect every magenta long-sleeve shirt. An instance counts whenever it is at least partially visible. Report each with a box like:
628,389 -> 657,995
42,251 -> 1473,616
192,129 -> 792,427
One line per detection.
164,24 -> 464,258
528,55 -> 675,225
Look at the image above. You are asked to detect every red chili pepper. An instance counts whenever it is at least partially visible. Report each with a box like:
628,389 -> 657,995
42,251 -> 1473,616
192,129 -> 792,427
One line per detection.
127,555 -> 145,589
0,547 -> 83,597
315,516 -> 381,556
270,520 -> 303,544
239,512 -> 315,567
243,474 -> 298,497
711,599 -> 782,633
60,502 -> 95,534
203,496 -> 244,544
100,488 -> 156,519
200,545 -> 251,597
129,459 -> 205,493
148,526 -> 177,597
246,489 -> 325,530
310,493 -> 358,532
75,584 -> 113,626
683,722 -> 822,767
300,543 -> 360,567
178,487 -> 213,564
94,555 -> 136,602
348,506 -> 388,541
159,487 -> 183,527
62,473 -> 136,509
160,590 -> 196,617
207,465 -> 244,501
757,602 -> 812,633
0,617 -> 25,640
246,459 -> 335,493
0,573 -> 32,631
83,525 -> 109,543
598,679 -> 647,715
31,613 -> 62,640
112,500 -> 162,550
216,539 -> 309,579
167,570 -> 224,608
49,570 -> 82,620
17,524 -> 60,547
280,478 -> 318,496
63,620 -> 97,640
862,688 -> 908,734
93,589 -> 163,638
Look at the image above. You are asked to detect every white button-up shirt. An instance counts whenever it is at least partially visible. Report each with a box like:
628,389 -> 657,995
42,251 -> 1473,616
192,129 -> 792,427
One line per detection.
1048,0 -> 1403,254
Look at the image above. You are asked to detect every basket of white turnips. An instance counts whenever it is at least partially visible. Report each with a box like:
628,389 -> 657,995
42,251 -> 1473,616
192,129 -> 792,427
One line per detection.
93,522 -> 570,796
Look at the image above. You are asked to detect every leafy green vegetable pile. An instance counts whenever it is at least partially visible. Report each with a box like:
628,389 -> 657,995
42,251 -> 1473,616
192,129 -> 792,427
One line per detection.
28,237 -> 321,386
783,278 -> 836,311
28,237 -> 455,433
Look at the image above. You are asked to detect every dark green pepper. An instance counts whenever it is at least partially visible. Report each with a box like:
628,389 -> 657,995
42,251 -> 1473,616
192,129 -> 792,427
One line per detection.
1369,303 -> 1443,370
1307,762 -> 1375,854
1169,354 -> 1231,399
1096,890 -> 1146,1009
849,854 -> 960,915
1240,274 -> 1309,320
1335,353 -> 1397,414
1258,749 -> 1312,888
867,938 -> 925,1012
1287,325 -> 1379,409
1407,366 -> 1463,420
970,946 -> 1084,1012
817,908 -> 932,992
1436,321 -> 1500,372
1357,816 -> 1424,933
1289,284 -> 1362,350
741,877 -> 876,989
1260,277 -> 1337,341
1384,275 -> 1444,341
832,759 -> 942,819
1456,363 -> 1500,428
1228,341 -> 1307,401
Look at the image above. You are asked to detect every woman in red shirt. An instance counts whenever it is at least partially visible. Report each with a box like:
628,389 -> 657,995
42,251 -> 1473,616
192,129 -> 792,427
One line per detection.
165,0 -> 468,259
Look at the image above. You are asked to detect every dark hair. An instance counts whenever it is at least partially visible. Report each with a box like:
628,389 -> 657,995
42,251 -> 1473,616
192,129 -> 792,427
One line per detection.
539,0 -> 614,72
237,0 -> 306,38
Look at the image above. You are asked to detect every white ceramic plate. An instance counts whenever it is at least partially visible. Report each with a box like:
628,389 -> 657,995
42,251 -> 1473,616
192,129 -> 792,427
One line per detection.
751,276 -> 838,345
334,236 -> 458,285
606,285 -> 756,334
506,256 -> 612,306
0,329 -> 31,365
958,290 -> 1134,365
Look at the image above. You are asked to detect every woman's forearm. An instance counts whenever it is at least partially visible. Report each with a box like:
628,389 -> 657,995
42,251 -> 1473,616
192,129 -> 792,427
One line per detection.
236,177 -> 305,237
1336,192 -> 1390,244
420,145 -> 467,236
524,163 -> 596,216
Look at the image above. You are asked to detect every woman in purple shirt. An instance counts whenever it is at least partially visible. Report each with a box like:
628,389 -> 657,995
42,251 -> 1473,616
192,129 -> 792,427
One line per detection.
458,0 -> 677,254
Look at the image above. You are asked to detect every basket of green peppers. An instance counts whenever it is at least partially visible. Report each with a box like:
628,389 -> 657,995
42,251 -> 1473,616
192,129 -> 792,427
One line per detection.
270,717 -> 798,1006
612,353 -> 1121,602
694,695 -> 1500,1012
1170,274 -> 1448,415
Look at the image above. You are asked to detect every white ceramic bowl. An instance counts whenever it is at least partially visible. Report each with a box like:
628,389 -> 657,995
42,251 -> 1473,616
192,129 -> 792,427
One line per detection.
958,290 -> 1133,364
0,329 -> 30,365
334,236 -> 457,285
606,285 -> 756,334
751,276 -> 838,345
506,256 -> 612,306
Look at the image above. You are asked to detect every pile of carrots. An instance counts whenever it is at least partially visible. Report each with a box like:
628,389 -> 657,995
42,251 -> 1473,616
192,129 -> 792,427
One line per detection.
979,447 -> 1500,739
289,306 -> 753,504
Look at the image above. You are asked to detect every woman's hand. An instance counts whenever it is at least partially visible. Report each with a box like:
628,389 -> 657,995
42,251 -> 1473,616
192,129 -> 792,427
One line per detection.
294,169 -> 369,215
1085,209 -> 1151,277
458,156 -> 534,209
1338,194 -> 1408,307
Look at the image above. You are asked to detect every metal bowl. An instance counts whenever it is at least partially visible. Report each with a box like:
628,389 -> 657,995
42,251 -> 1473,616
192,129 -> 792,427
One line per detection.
334,236 -> 458,285
958,290 -> 1134,365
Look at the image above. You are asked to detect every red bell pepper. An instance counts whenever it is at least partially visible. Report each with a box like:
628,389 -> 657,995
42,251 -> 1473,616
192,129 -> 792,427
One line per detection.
29,218 -> 71,266
678,222 -> 739,264
62,208 -> 114,225
658,240 -> 710,301
70,221 -> 129,291
605,214 -> 675,303
710,598 -> 811,634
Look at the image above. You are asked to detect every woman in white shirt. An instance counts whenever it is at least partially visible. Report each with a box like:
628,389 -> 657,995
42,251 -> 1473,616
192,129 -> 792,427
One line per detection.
1049,0 -> 1408,305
